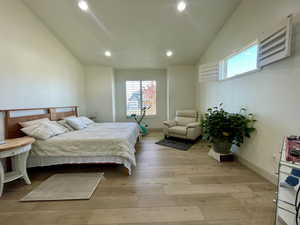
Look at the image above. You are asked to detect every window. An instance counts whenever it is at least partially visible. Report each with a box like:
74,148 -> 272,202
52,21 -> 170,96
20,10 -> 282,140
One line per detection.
126,80 -> 157,116
198,16 -> 293,83
222,43 -> 258,79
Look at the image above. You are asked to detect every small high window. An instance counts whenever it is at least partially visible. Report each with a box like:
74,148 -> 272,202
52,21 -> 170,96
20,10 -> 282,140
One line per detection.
221,43 -> 258,79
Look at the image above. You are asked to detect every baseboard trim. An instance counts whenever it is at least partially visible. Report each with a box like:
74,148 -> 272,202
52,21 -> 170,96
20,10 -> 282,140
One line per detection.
237,156 -> 277,185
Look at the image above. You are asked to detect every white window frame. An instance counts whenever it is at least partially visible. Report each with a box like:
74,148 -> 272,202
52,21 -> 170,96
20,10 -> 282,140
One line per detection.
125,80 -> 157,118
196,16 -> 293,83
220,41 -> 260,80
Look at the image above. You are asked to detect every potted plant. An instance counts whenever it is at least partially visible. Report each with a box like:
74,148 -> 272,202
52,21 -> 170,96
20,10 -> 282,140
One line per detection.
201,104 -> 256,154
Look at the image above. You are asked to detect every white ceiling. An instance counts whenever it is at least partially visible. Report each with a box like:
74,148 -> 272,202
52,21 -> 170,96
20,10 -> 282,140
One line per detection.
24,0 -> 241,68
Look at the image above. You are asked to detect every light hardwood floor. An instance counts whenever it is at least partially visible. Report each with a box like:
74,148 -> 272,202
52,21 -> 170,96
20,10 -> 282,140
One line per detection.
0,132 -> 276,225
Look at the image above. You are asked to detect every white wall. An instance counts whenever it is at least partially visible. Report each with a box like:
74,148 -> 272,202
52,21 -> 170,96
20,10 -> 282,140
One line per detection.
167,66 -> 197,120
196,0 -> 300,182
85,66 -> 115,122
114,69 -> 167,128
0,0 -> 86,138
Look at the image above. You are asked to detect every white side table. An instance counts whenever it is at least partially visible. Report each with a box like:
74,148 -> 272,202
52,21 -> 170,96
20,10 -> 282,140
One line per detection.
0,137 -> 35,197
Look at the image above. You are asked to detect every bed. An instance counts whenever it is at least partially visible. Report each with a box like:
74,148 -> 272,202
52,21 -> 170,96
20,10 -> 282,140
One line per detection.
0,107 -> 140,175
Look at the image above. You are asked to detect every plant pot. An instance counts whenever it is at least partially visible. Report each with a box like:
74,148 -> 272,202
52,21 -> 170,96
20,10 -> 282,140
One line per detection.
212,139 -> 232,154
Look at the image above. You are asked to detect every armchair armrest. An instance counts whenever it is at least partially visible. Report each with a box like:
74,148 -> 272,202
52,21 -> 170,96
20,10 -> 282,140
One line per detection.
163,120 -> 176,128
186,122 -> 201,128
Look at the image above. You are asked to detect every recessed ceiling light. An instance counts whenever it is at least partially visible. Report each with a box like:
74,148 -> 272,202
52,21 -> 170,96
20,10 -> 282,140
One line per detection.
166,50 -> 173,57
78,0 -> 89,11
105,50 -> 112,57
177,1 -> 186,12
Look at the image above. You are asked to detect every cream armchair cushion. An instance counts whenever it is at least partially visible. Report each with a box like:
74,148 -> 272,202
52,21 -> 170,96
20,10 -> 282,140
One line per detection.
186,122 -> 201,128
163,120 -> 176,127
168,126 -> 187,136
163,110 -> 201,140
175,110 -> 197,126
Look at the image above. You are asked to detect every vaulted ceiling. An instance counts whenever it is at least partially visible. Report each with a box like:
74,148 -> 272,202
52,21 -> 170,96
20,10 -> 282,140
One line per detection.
24,0 -> 241,68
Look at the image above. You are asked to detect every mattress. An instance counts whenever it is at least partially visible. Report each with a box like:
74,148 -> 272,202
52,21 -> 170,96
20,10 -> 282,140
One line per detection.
27,122 -> 140,174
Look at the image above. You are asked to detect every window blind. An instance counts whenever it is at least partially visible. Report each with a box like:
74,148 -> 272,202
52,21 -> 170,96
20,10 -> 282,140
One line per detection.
198,62 -> 220,82
258,15 -> 293,68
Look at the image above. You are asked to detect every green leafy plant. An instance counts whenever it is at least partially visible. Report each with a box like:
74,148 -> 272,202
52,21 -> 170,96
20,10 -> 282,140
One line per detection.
202,104 -> 256,147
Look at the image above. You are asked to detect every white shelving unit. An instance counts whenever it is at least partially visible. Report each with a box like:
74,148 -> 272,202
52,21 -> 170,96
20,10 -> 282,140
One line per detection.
275,138 -> 300,225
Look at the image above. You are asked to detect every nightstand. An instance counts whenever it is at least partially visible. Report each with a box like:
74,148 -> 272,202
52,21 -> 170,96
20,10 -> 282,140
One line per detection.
88,116 -> 97,122
0,137 -> 35,197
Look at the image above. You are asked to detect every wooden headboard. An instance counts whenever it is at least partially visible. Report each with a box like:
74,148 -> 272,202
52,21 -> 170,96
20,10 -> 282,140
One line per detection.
0,106 -> 78,139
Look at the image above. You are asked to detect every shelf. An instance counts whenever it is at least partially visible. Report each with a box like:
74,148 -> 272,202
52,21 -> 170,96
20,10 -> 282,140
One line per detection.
4,171 -> 23,183
280,161 -> 300,170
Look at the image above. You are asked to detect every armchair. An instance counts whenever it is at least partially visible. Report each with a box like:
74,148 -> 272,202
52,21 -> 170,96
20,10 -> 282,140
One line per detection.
163,110 -> 201,140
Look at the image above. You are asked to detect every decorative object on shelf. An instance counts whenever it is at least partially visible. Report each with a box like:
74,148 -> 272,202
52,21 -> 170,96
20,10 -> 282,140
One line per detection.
280,168 -> 300,188
285,136 -> 300,163
202,103 -> 256,155
0,136 -> 35,197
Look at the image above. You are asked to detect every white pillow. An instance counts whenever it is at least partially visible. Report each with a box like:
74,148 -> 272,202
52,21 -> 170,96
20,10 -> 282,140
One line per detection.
21,124 -> 51,140
57,120 -> 75,131
65,117 -> 87,130
48,121 -> 69,134
79,116 -> 94,126
21,122 -> 67,140
19,118 -> 50,128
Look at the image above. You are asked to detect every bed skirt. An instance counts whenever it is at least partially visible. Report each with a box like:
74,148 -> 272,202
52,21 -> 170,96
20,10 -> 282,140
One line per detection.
28,155 -> 133,175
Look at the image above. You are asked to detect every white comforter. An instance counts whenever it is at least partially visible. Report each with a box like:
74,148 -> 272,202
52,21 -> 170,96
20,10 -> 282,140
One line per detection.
30,122 -> 140,167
